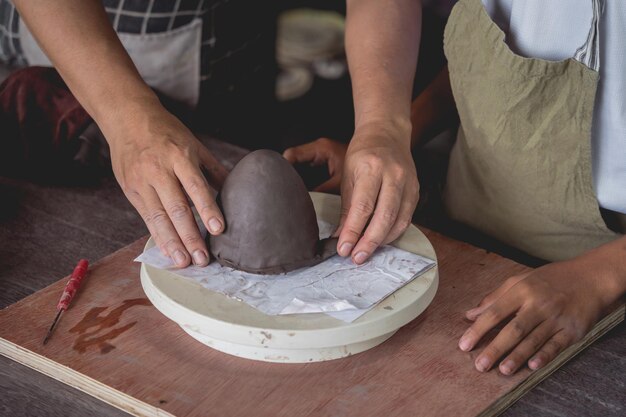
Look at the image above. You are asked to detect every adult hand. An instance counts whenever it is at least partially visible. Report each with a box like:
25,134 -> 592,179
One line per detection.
107,101 -> 228,268
458,257 -> 619,375
335,122 -> 419,264
283,137 -> 348,193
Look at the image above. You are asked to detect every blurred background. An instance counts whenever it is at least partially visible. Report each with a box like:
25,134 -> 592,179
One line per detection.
0,0 -> 458,306
0,0 -> 447,152
0,0 -> 450,306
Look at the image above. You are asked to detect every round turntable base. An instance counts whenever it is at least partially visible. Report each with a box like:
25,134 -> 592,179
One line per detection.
141,192 -> 438,363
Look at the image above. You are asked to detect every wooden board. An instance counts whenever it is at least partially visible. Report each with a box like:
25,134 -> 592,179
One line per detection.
0,229 -> 623,417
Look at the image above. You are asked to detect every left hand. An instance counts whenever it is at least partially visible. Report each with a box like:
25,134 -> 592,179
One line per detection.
458,257 -> 618,375
335,122 -> 419,264
283,137 -> 348,193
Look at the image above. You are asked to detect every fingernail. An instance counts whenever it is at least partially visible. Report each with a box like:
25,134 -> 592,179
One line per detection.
173,250 -> 187,266
208,217 -> 222,234
475,356 -> 490,372
458,336 -> 472,352
353,251 -> 368,265
466,307 -> 480,316
500,360 -> 515,375
529,358 -> 541,370
338,242 -> 354,257
192,250 -> 208,266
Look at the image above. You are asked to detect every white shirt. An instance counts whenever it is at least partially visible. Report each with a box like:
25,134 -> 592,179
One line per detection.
481,0 -> 626,214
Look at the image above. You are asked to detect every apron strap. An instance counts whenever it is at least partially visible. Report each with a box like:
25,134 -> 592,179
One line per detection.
573,0 -> 604,71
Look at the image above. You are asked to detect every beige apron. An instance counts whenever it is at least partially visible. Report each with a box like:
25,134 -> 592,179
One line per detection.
442,0 -> 621,261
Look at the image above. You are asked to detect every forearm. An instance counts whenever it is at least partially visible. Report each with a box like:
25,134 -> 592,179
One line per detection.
410,64 -> 457,148
13,0 -> 159,139
345,0 -> 421,140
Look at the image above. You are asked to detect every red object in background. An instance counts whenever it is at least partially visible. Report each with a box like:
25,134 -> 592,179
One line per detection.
0,66 -> 93,179
43,259 -> 89,345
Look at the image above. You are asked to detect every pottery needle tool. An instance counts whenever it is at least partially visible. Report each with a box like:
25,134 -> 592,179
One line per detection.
43,259 -> 89,345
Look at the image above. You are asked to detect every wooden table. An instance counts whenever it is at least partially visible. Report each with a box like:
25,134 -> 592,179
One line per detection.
1,228 -> 623,417
1,137 -> 624,417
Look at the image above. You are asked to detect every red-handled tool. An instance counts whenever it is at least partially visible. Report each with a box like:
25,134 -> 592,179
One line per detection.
43,259 -> 89,345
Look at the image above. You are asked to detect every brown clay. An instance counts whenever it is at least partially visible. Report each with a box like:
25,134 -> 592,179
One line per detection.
209,150 -> 337,274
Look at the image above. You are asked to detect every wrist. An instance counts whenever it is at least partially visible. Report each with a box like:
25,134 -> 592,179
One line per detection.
353,116 -> 412,147
572,238 -> 626,306
95,91 -> 163,145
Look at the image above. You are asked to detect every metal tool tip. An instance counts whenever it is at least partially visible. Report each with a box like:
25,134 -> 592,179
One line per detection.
43,309 -> 63,345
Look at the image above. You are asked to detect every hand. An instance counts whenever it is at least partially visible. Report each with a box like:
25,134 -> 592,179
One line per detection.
283,138 -> 348,193
335,122 -> 419,264
107,102 -> 228,268
458,257 -> 620,375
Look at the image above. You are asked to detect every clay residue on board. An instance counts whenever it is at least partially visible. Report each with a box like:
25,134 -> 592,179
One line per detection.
69,298 -> 151,354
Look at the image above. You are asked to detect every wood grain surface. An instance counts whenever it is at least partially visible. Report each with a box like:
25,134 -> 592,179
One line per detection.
0,354 -> 130,417
1,134 -> 624,417
0,228 -> 621,417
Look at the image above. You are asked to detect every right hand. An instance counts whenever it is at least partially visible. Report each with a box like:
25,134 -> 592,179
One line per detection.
107,102 -> 228,268
283,137 -> 348,193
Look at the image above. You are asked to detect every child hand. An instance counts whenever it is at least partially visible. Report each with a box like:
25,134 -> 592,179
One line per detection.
458,256 -> 621,375
283,137 -> 348,193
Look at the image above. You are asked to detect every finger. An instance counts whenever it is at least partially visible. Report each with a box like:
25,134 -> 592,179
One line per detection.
124,187 -> 168,256
141,186 -> 191,267
332,177 -> 353,239
314,174 -> 341,194
153,176 -> 209,267
351,177 -> 402,264
382,182 -> 419,245
499,321 -> 554,375
198,145 -> 228,191
283,138 -> 331,166
458,297 -> 521,353
174,161 -> 224,237
466,274 -> 529,320
283,143 -> 316,164
337,172 -> 382,258
528,330 -> 572,371
473,307 -> 542,373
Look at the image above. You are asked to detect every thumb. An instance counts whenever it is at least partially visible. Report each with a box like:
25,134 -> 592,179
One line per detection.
465,273 -> 529,320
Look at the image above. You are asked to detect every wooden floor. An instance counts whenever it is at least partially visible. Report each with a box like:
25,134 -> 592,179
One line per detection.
1,137 -> 624,417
